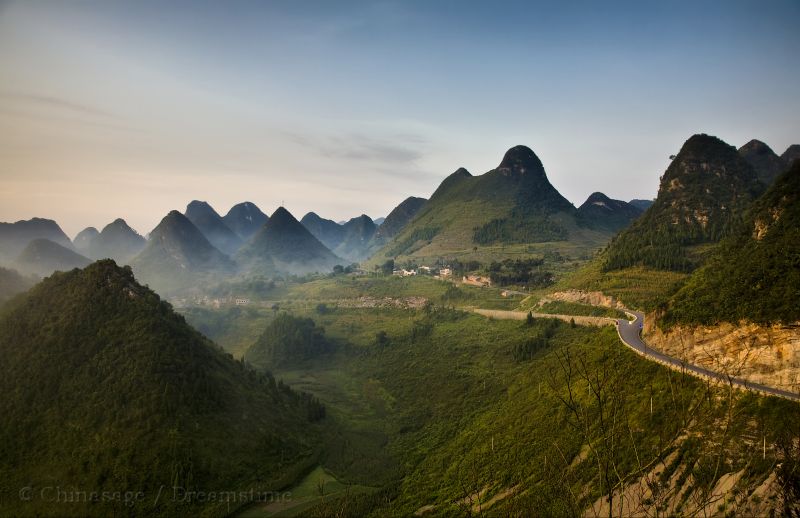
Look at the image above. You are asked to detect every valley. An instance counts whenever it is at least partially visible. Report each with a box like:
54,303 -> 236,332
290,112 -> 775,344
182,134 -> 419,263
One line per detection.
2,132 -> 800,516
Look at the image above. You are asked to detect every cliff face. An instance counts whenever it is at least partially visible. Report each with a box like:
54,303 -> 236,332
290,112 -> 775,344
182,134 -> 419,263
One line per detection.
644,315 -> 800,393
540,289 -> 627,310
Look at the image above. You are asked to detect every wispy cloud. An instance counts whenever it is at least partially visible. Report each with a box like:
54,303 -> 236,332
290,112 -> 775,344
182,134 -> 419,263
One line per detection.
0,91 -> 116,119
284,131 -> 426,165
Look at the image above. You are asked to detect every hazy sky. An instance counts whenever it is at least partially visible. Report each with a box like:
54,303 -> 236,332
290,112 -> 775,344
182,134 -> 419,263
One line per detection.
1,0 -> 799,237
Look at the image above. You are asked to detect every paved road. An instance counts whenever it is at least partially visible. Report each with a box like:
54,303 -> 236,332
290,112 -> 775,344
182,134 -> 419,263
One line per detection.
615,311 -> 800,402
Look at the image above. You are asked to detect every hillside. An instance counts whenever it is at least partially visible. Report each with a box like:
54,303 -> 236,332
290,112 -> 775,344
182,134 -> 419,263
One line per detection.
301,212 -> 346,250
13,238 -> 91,277
237,207 -> 342,275
576,192 -> 643,232
185,200 -> 243,254
371,146 -> 611,264
373,196 -> 427,240
0,261 -> 323,517
663,159 -> 800,326
738,139 -> 786,186
0,267 -> 35,305
88,218 -> 146,263
0,217 -> 73,263
604,133 -> 764,272
130,210 -> 234,294
73,226 -> 99,255
334,215 -> 377,262
223,201 -> 269,240
629,199 -> 654,211
782,144 -> 800,166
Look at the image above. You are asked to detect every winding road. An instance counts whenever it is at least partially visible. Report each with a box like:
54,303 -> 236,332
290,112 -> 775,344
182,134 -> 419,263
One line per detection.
616,311 -> 800,402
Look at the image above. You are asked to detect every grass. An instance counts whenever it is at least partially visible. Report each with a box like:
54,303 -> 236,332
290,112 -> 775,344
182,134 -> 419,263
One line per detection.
176,267 -> 796,516
225,302 -> 796,516
534,300 -> 628,319
556,259 -> 689,311
237,466 -> 377,518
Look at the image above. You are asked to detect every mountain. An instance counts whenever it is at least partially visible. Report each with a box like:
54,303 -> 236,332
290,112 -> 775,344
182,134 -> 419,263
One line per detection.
577,192 -> 643,232
0,217 -> 73,263
130,210 -> 234,294
222,201 -> 269,240
663,159 -> 800,326
237,207 -> 342,275
88,218 -> 146,263
373,217 -> 386,225
373,145 -> 603,262
604,133 -> 764,272
301,212 -> 346,250
334,214 -> 377,261
301,212 -> 378,262
0,260 -> 322,517
13,238 -> 91,277
374,196 -> 427,240
782,144 -> 800,166
629,199 -> 654,211
73,226 -> 99,255
184,200 -> 243,254
0,267 -> 35,305
738,139 -> 785,186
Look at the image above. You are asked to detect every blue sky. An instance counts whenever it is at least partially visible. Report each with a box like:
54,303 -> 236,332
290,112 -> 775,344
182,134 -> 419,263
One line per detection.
1,0 -> 798,236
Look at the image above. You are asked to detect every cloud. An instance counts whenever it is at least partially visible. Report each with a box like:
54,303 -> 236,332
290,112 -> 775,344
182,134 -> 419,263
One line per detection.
284,131 -> 426,165
0,91 -> 116,119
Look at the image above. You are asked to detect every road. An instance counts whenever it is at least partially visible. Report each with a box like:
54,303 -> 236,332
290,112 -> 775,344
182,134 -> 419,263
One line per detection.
616,311 -> 800,402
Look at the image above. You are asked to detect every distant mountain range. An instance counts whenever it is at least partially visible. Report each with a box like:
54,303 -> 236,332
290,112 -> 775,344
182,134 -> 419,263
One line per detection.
13,238 -> 91,277
371,145 -> 637,263
238,207 -> 342,275
577,192 -> 644,232
76,218 -> 146,264
0,218 -> 73,262
223,201 -> 269,240
6,136 -> 796,296
130,210 -> 235,293
184,200 -> 243,254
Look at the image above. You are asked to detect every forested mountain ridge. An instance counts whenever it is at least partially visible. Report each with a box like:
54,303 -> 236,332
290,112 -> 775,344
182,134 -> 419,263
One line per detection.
371,145 -> 614,262
0,260 -> 323,517
604,133 -> 764,272
662,159 -> 800,326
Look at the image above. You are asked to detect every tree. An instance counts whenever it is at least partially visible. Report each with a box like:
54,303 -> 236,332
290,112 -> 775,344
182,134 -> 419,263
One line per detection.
526,311 -> 534,326
380,259 -> 395,276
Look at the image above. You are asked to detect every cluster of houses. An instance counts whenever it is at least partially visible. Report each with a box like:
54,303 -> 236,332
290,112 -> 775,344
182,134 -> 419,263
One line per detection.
391,266 -> 493,287
170,295 -> 251,309
392,266 -> 453,279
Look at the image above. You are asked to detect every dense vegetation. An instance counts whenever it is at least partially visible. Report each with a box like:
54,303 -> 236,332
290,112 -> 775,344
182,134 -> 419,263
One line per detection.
663,160 -> 800,326
0,266 -> 36,305
251,302 -> 799,517
245,313 -> 335,370
473,209 -> 567,245
487,257 -> 555,288
385,226 -> 440,257
604,134 -> 764,272
0,261 -> 323,517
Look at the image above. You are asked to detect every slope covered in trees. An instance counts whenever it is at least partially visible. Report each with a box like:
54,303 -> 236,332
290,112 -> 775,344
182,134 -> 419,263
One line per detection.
663,159 -> 800,326
604,134 -> 764,272
0,260 -> 323,517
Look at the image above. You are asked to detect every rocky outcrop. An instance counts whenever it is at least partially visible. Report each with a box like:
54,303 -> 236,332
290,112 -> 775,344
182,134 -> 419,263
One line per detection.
539,289 -> 627,310
644,315 -> 800,393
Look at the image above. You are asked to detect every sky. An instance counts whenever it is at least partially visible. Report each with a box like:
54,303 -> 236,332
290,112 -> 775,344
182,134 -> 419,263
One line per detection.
1,0 -> 799,237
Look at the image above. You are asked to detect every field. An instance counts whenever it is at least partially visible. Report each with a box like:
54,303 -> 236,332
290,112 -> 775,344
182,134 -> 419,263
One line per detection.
182,275 -> 798,516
